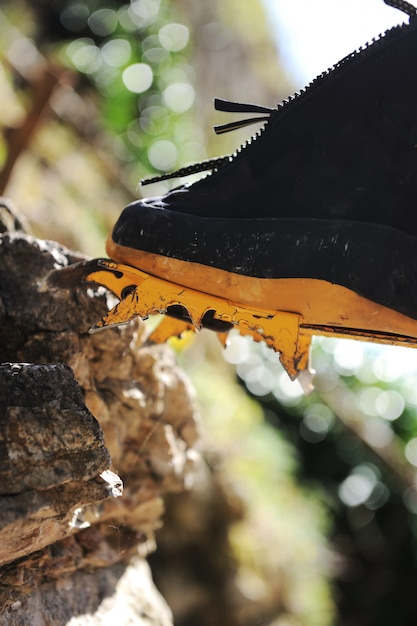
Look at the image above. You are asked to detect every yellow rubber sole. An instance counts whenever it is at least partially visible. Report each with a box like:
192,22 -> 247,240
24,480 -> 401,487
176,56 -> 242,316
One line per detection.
106,238 -> 417,342
80,239 -> 417,388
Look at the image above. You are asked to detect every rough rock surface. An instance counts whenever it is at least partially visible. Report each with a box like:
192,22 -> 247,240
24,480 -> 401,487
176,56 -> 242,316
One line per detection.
0,198 -> 200,625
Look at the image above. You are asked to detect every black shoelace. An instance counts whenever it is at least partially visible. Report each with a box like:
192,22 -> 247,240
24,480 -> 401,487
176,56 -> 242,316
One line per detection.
384,0 -> 417,16
141,98 -> 275,186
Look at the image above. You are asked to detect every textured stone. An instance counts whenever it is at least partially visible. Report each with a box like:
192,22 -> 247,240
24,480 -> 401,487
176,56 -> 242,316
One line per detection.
0,205 -> 200,624
0,363 -> 109,494
0,557 -> 173,626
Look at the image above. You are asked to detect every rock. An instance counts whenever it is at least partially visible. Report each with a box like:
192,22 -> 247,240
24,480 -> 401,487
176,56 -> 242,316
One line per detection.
0,557 -> 173,626
0,363 -> 110,495
0,362 -> 112,568
0,201 -> 200,625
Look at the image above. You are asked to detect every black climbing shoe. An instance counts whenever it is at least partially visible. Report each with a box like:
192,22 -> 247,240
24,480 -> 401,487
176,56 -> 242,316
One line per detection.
88,0 -> 417,385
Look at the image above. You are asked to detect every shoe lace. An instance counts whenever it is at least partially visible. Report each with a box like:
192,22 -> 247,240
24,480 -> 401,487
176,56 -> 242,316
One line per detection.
384,0 -> 417,16
141,0 -> 417,187
141,98 -> 275,186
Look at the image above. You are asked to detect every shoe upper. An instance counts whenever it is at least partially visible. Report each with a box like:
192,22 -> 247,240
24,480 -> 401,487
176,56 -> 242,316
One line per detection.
109,2 -> 417,318
163,15 -> 417,227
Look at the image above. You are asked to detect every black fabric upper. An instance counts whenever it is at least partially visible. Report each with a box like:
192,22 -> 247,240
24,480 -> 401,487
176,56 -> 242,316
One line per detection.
111,12 -> 417,319
136,16 -> 417,233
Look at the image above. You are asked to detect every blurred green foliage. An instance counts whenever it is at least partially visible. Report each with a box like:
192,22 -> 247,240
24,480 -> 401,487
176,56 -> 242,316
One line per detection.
176,332 -> 335,625
56,0 -> 203,183
221,333 -> 417,624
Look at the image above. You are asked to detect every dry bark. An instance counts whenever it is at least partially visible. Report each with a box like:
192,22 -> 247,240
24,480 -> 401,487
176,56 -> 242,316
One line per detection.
0,197 -> 200,625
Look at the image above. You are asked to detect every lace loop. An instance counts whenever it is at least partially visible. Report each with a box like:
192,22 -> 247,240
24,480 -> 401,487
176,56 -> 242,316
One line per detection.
214,97 -> 275,115
213,98 -> 275,134
141,99 -> 274,186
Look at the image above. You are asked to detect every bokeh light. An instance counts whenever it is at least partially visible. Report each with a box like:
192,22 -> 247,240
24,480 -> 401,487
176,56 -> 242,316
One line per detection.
122,62 -> 153,93
159,23 -> 189,51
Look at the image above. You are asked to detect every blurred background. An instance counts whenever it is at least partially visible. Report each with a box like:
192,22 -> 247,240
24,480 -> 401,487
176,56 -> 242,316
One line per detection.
2,0 -> 417,624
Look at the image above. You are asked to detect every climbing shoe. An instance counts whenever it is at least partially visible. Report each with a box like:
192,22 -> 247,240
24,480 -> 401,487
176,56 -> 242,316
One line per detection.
86,0 -> 417,386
